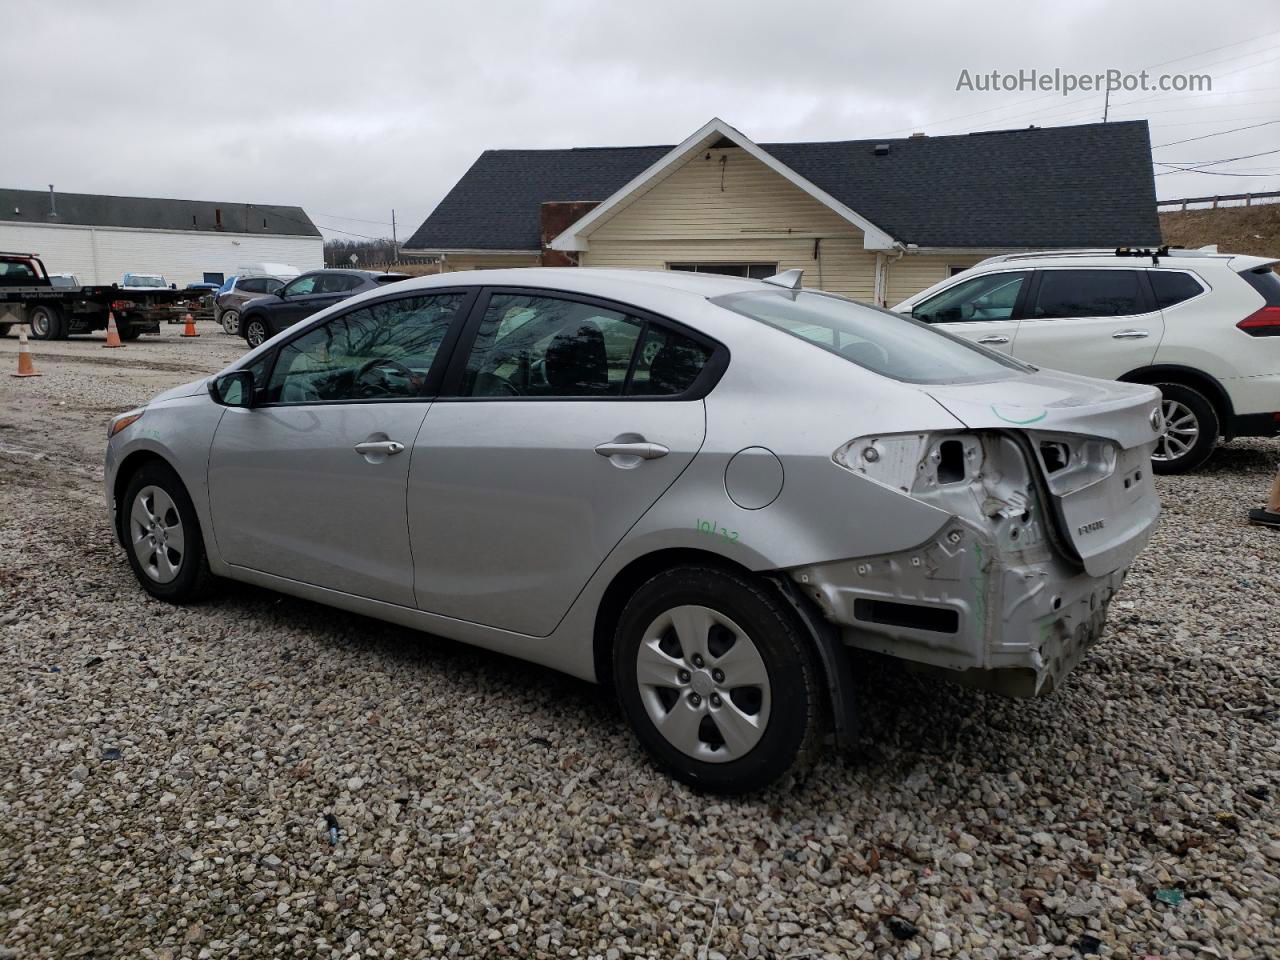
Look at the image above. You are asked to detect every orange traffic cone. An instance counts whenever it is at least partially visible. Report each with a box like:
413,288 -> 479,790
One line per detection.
181,312 -> 199,337
11,324 -> 42,377
103,311 -> 124,348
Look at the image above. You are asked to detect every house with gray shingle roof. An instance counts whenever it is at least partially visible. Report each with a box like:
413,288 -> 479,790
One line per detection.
403,117 -> 1160,304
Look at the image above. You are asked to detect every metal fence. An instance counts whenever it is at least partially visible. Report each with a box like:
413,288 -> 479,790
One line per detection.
1158,190 -> 1280,211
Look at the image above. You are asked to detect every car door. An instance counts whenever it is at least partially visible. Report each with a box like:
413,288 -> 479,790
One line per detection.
207,289 -> 472,606
407,288 -> 716,636
907,270 -> 1029,354
1010,268 -> 1163,378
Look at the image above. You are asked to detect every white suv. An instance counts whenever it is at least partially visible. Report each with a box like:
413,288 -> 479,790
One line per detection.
894,248 -> 1280,472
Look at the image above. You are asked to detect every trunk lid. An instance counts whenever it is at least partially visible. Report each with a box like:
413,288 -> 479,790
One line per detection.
926,369 -> 1162,576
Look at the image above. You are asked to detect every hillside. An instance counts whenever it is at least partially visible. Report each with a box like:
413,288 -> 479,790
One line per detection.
1160,203 -> 1280,260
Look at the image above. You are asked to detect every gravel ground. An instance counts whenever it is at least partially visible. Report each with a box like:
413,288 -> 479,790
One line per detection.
1,323 -> 1278,960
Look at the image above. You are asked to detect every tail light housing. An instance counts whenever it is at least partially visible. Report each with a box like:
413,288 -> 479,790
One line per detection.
1237,306 -> 1280,337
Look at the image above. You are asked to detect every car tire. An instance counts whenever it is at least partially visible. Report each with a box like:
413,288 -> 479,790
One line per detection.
28,305 -> 66,340
243,316 -> 268,348
120,460 -> 215,603
1151,382 -> 1219,474
119,324 -> 143,342
221,309 -> 240,336
0,323 -> 11,338
613,565 -> 827,794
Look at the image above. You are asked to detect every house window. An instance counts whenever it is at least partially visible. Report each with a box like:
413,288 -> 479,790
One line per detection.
948,265 -> 968,277
669,262 -> 777,279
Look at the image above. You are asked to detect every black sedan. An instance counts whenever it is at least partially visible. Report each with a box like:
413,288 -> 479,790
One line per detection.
239,269 -> 409,347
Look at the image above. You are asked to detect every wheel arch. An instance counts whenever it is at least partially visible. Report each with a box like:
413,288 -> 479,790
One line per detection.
591,546 -> 857,748
112,450 -> 176,540
1117,364 -> 1234,436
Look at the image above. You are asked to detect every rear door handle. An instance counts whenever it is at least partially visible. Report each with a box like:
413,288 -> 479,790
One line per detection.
594,440 -> 669,460
977,335 -> 1010,345
1112,329 -> 1149,340
354,440 -> 405,456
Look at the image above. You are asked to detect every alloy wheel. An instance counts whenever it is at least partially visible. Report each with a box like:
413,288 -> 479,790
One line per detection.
221,310 -> 240,336
1152,399 -> 1199,462
245,321 -> 265,348
635,604 -> 771,763
130,485 -> 185,583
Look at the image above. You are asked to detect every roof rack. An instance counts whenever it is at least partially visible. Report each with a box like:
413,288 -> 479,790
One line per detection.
976,245 -> 1227,268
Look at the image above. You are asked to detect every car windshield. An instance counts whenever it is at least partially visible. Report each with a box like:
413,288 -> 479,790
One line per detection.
712,288 -> 1031,384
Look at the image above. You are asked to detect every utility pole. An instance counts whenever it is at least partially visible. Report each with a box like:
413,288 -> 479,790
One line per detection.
1103,87 -> 1110,122
391,209 -> 398,264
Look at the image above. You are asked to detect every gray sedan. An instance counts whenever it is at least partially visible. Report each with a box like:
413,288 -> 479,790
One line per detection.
105,268 -> 1162,793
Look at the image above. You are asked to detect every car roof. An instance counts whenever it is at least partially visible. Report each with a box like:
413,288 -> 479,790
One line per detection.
973,248 -> 1278,271
383,267 -> 768,302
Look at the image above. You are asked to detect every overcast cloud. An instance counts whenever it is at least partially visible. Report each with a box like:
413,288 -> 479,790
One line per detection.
4,0 -> 1279,240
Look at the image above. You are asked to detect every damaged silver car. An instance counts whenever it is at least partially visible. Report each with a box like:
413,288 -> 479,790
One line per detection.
104,267 -> 1161,793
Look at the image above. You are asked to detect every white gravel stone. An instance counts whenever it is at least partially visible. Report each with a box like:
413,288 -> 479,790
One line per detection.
2,329 -> 1279,959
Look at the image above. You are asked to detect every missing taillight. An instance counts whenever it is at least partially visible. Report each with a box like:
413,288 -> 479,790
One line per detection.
1040,440 -> 1071,473
937,439 -> 965,484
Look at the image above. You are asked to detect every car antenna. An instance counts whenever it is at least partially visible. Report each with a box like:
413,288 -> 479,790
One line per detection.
762,269 -> 803,290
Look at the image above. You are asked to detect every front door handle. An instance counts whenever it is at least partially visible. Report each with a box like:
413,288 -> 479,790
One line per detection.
594,440 -> 669,460
977,335 -> 1010,345
354,440 -> 405,456
1112,329 -> 1150,340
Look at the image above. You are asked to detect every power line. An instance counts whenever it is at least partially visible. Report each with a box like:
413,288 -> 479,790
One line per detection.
1152,119 -> 1280,148
312,211 -> 396,226
1155,167 -> 1280,177
1154,147 -> 1280,175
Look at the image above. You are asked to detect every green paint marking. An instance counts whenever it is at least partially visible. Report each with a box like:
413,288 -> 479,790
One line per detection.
990,404 -> 1048,425
969,542 -> 988,640
695,518 -> 740,544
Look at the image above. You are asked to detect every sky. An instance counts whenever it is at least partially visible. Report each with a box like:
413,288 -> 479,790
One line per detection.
4,0 -> 1280,241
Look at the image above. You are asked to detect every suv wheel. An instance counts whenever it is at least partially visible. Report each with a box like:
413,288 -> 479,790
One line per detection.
28,305 -> 65,340
613,566 -> 826,794
243,317 -> 268,348
1151,382 -> 1219,474
220,309 -> 240,336
121,461 -> 215,603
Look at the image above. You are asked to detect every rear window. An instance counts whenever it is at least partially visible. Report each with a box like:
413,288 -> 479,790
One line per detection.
1240,266 -> 1280,306
1150,271 -> 1205,308
712,289 -> 1029,384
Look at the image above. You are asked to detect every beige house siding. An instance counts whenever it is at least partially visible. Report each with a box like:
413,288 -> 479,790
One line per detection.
441,252 -> 540,272
883,253 -> 988,305
581,146 -> 878,300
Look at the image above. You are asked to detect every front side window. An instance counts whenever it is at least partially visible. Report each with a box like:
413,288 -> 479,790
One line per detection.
264,278 -> 284,294
714,289 -> 1028,384
282,274 -> 319,297
265,294 -> 463,403
1031,270 -> 1145,319
461,294 -> 643,397
911,271 -> 1028,324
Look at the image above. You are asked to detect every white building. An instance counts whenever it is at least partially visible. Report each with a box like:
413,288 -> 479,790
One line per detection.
0,187 -> 323,286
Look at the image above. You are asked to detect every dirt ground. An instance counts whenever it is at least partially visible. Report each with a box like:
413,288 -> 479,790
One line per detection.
2,320 -> 1279,960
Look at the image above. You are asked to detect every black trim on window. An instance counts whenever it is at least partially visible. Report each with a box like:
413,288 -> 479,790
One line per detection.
436,285 -> 729,402
1025,268 -> 1157,320
242,286 -> 480,408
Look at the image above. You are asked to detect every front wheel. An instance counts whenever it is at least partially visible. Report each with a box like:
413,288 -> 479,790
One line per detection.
613,566 -> 827,794
121,461 -> 215,603
1151,383 -> 1219,474
118,324 -> 143,341
220,309 -> 240,336
243,316 -> 268,348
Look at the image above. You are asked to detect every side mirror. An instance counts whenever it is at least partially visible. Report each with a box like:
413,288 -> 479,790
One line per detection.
209,370 -> 255,408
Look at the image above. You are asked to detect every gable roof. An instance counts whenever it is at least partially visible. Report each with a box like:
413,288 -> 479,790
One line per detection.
404,119 -> 1160,252
0,188 -> 321,237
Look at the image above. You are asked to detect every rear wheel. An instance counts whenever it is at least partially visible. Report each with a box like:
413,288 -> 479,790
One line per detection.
243,316 -> 268,348
28,305 -> 66,341
121,461 -> 215,603
1151,382 -> 1218,474
220,309 -> 240,336
613,565 -> 826,794
118,324 -> 144,342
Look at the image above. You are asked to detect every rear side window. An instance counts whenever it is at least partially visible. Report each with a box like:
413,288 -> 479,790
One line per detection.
1239,266 -> 1280,305
1031,270 -> 1146,318
713,289 -> 1028,384
630,326 -> 713,396
1150,271 -> 1205,308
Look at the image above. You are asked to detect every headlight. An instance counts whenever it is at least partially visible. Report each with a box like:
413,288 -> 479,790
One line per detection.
108,408 -> 145,438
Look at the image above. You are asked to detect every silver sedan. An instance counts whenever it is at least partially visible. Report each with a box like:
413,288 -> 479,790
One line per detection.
105,268 -> 1162,793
